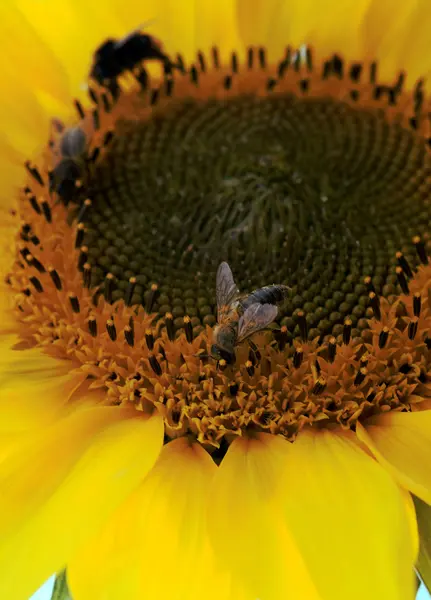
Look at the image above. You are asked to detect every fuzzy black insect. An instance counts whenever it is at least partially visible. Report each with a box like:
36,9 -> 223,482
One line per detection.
90,29 -> 175,91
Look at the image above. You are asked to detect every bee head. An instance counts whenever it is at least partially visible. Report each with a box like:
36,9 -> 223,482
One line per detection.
210,344 -> 235,364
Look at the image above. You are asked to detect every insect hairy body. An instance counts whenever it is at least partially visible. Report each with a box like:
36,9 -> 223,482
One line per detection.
211,262 -> 290,365
90,25 -> 176,93
49,125 -> 89,204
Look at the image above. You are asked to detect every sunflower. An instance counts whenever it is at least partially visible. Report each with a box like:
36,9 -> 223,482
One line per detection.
3,0 -> 431,599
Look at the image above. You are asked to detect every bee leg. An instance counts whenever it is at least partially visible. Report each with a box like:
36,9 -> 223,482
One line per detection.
48,170 -> 55,194
134,67 -> 148,90
107,79 -> 120,102
163,57 -> 178,77
165,55 -> 186,75
248,339 -> 262,363
82,160 -> 91,182
248,339 -> 258,352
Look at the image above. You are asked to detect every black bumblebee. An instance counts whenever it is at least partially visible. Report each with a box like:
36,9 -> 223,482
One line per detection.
90,28 -> 175,91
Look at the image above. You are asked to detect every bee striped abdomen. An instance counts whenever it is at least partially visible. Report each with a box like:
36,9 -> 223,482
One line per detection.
241,285 -> 290,309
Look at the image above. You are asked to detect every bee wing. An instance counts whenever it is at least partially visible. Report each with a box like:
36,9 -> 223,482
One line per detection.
216,262 -> 239,321
60,127 -> 87,158
237,303 -> 278,342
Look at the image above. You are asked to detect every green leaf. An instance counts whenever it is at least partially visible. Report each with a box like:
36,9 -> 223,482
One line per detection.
413,495 -> 431,594
51,570 -> 72,600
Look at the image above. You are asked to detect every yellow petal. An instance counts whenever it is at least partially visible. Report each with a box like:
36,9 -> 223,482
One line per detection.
235,0 -> 279,50
384,0 -> 431,84
413,495 -> 431,595
0,207 -> 20,328
0,3 -> 74,158
357,411 -> 431,505
0,337 -> 86,432
0,290 -> 18,336
0,405 -> 125,540
110,0 -> 242,64
192,0 -> 243,62
13,0 -> 124,95
236,0 -> 371,62
279,428 -> 417,600
0,137 -> 27,212
395,0 -> 431,82
104,0 -> 165,31
0,1 -> 70,104
0,431 -> 28,463
0,82 -> 49,157
68,438 -> 220,600
403,488 -> 420,560
361,0 -> 414,66
361,0 -> 431,84
0,408 -> 163,599
208,434 -> 320,600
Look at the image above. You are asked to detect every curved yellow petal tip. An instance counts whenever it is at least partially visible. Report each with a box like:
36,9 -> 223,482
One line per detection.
0,2 -> 70,103
68,438 -> 218,600
0,337 -> 88,432
12,0 -> 122,95
357,411 -> 431,506
0,409 -> 163,599
208,433 -> 320,600
278,428 -> 417,600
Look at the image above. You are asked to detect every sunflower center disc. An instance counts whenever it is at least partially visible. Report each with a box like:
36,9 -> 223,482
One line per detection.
82,93 -> 431,342
12,59 -> 431,453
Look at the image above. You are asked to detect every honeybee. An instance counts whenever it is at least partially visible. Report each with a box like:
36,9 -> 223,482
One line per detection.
49,125 -> 89,204
90,25 -> 175,92
211,262 -> 290,364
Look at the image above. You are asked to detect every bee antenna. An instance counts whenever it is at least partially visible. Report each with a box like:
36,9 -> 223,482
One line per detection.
134,18 -> 158,32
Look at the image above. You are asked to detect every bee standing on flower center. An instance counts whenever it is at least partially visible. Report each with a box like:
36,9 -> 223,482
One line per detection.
211,262 -> 290,365
89,25 -> 177,93
49,124 -> 89,205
